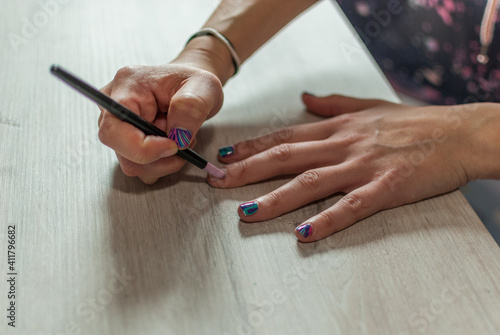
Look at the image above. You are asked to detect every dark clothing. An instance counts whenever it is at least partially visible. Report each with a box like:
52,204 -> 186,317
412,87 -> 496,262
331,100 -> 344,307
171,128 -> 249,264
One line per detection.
336,0 -> 500,104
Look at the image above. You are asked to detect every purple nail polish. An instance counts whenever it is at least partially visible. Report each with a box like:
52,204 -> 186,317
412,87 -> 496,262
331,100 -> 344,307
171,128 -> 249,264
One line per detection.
296,223 -> 312,238
218,145 -> 235,158
168,127 -> 192,149
239,202 -> 258,216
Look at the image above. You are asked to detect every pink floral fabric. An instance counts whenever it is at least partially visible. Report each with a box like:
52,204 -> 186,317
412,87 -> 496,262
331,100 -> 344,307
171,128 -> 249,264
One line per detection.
336,0 -> 500,104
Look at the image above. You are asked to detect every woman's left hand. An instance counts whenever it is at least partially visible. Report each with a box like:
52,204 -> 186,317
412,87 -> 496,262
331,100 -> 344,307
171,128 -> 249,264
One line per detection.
208,93 -> 489,242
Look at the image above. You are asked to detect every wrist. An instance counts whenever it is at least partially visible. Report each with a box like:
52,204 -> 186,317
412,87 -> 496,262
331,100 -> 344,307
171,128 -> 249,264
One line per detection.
172,35 -> 235,85
461,103 -> 500,180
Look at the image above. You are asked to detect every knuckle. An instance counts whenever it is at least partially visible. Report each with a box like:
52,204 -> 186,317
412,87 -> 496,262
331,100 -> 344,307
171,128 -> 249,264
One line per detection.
378,169 -> 400,189
317,210 -> 337,227
333,113 -> 352,125
296,170 -> 322,190
354,150 -> 375,165
237,141 -> 259,157
199,72 -> 223,111
120,160 -> 142,177
268,143 -> 293,162
377,169 -> 406,205
133,142 -> 160,165
338,193 -> 366,213
132,151 -> 151,165
201,70 -> 223,88
231,159 -> 249,177
124,138 -> 154,165
265,191 -> 281,208
115,96 -> 139,110
336,133 -> 362,147
252,136 -> 270,152
115,65 -> 138,79
171,93 -> 210,120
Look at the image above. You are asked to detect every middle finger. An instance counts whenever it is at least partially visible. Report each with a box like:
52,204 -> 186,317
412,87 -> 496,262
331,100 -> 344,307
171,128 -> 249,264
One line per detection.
208,140 -> 348,188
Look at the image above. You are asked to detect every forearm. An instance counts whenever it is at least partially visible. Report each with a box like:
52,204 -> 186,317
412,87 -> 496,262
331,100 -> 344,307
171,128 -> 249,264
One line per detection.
204,0 -> 318,63
466,103 -> 500,180
173,0 -> 318,84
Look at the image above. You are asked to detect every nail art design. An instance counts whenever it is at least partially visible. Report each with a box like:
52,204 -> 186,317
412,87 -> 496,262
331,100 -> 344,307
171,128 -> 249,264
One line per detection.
168,127 -> 192,149
296,223 -> 312,238
218,145 -> 235,158
240,202 -> 258,216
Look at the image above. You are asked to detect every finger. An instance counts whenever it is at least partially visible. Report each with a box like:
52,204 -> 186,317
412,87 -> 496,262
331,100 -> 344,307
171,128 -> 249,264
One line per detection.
109,77 -> 159,123
98,80 -> 179,163
166,75 -> 222,149
302,93 -> 391,117
208,141 -> 348,189
98,82 -> 113,127
152,111 -> 167,130
295,181 -> 386,242
217,122 -> 333,163
99,112 -> 178,164
116,153 -> 186,184
232,164 -> 362,221
101,81 -> 112,95
116,136 -> 197,184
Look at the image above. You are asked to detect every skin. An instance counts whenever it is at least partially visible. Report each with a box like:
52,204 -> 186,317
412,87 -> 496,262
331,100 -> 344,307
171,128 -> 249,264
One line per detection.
97,0 -> 500,241
98,0 -> 318,184
208,94 -> 500,242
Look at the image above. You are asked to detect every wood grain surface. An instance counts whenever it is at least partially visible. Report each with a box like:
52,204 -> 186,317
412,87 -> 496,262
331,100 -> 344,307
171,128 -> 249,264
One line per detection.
1,1 -> 499,334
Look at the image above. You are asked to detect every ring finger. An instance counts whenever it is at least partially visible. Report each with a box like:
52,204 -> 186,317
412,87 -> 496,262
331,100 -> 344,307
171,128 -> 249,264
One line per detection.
231,163 -> 365,222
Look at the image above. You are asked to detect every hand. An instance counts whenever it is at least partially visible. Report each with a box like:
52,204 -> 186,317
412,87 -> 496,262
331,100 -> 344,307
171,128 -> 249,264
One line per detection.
97,63 -> 224,184
208,93 -> 485,242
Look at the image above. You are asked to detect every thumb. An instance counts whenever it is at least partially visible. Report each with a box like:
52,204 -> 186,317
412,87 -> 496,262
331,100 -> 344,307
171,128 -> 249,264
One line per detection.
166,77 -> 223,150
302,93 -> 389,117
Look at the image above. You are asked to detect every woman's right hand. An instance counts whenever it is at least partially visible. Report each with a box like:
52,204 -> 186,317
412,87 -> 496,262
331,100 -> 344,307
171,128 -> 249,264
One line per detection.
96,0 -> 322,184
97,36 -> 232,184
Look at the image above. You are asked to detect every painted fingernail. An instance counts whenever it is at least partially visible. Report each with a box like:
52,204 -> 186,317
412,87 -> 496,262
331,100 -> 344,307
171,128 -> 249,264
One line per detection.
168,127 -> 192,149
239,201 -> 258,216
303,92 -> 316,97
218,145 -> 235,158
296,223 -> 312,238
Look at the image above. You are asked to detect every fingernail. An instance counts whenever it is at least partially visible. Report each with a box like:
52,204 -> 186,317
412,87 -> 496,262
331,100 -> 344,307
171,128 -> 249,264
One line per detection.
168,127 -> 192,149
205,163 -> 226,180
218,145 -> 235,158
239,201 -> 258,216
303,92 -> 316,97
296,223 -> 312,238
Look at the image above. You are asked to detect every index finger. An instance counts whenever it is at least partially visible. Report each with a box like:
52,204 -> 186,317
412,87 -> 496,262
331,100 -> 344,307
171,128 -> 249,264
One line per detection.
97,85 -> 178,165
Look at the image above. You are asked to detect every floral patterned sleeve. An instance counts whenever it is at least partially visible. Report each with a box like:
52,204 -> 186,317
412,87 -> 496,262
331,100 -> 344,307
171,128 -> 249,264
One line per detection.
335,0 -> 500,105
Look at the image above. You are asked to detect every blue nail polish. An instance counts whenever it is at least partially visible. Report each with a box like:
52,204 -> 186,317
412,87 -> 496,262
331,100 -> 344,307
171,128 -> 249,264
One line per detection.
296,223 -> 312,238
168,127 -> 192,149
240,201 -> 258,216
218,145 -> 235,158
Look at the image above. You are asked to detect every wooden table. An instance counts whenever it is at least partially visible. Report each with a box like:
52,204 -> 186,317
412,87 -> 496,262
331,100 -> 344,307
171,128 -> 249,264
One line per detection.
1,1 -> 500,334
